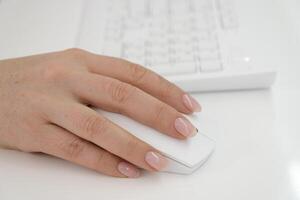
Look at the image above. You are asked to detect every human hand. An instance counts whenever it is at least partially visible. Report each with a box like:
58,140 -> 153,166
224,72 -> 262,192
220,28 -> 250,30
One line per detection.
0,49 -> 201,178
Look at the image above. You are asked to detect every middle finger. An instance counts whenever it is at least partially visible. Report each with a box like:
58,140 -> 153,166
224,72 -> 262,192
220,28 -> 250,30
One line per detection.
69,72 -> 197,139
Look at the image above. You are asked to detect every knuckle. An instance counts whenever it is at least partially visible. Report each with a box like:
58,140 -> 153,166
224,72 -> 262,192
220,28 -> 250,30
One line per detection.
64,138 -> 87,159
123,139 -> 140,158
62,48 -> 88,63
63,48 -> 86,57
81,115 -> 109,140
108,80 -> 136,104
94,151 -> 110,169
127,62 -> 149,83
158,78 -> 177,99
153,104 -> 168,125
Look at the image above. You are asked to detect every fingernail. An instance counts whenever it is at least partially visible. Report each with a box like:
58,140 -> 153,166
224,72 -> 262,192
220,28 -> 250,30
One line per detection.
174,117 -> 198,137
182,94 -> 201,112
145,151 -> 168,171
118,162 -> 141,178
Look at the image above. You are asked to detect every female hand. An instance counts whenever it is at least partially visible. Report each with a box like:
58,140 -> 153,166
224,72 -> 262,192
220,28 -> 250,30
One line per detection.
0,49 -> 201,178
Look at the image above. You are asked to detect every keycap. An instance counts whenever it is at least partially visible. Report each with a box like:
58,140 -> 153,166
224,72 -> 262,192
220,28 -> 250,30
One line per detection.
216,0 -> 239,30
200,60 -> 223,72
103,42 -> 122,57
199,49 -> 220,61
150,62 -> 197,76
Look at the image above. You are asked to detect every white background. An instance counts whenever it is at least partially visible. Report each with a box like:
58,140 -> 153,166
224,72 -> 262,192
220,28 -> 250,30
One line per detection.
0,0 -> 299,199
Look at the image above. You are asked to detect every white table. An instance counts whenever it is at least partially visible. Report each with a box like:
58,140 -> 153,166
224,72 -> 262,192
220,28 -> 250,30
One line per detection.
0,1 -> 299,200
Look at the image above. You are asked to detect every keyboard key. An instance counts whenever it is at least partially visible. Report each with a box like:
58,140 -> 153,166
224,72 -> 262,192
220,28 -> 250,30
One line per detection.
103,42 -> 122,57
199,49 -> 220,61
200,60 -> 222,72
197,40 -> 219,50
145,54 -> 169,66
150,62 -> 196,76
216,0 -> 239,30
149,0 -> 169,16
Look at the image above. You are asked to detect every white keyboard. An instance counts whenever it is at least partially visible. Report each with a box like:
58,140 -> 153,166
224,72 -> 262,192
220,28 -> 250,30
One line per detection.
103,0 -> 238,75
77,0 -> 276,92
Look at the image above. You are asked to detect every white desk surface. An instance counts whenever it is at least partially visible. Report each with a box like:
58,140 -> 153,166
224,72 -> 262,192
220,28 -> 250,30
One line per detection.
0,0 -> 299,200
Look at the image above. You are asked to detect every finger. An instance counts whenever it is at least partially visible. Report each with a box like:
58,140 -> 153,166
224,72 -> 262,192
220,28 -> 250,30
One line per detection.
40,124 -> 141,178
69,72 -> 197,139
71,49 -> 201,113
46,102 -> 169,171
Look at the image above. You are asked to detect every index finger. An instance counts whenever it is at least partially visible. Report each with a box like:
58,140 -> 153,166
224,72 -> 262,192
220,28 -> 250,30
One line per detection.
67,49 -> 201,114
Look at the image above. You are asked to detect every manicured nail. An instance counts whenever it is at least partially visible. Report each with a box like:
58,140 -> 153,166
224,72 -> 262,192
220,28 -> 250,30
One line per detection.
174,117 -> 198,137
118,162 -> 140,178
145,151 -> 168,171
182,94 -> 201,112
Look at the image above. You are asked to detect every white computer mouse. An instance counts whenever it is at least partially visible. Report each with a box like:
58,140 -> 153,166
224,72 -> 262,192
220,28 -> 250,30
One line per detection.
95,109 -> 215,174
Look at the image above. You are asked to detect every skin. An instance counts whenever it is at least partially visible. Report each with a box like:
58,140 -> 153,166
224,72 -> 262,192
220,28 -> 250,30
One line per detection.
0,48 -> 201,178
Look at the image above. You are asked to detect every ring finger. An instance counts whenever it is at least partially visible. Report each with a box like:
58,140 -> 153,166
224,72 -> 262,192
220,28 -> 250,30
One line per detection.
45,100 -> 168,172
